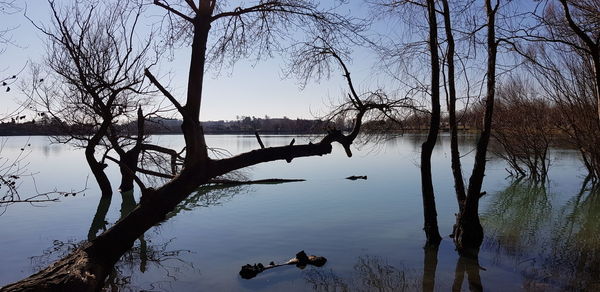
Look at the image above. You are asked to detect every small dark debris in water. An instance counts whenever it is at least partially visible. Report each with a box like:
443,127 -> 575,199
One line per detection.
240,263 -> 265,279
346,175 -> 367,180
239,250 -> 327,279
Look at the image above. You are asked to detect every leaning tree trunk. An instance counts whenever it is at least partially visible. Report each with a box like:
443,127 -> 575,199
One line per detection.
420,0 -> 443,247
86,122 -> 113,198
453,0 -> 497,254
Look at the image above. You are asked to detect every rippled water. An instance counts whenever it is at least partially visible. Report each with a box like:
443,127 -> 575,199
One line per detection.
0,135 -> 597,291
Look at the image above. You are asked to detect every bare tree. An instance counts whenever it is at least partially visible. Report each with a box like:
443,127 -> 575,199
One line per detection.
2,1 -> 378,290
25,0 -> 181,197
440,0 -> 467,212
371,0 -> 444,247
556,0 -> 600,122
492,77 -> 553,180
452,0 -> 500,254
517,0 -> 600,181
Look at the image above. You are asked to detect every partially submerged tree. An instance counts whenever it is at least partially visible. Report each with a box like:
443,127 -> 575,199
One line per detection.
372,0 -> 444,247
2,1 -> 380,290
452,0 -> 500,253
26,0 -> 185,196
492,77 -> 553,180
519,0 -> 600,181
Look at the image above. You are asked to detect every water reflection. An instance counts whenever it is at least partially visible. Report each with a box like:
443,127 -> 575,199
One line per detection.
304,255 -> 419,292
483,179 -> 552,260
422,246 -> 438,292
303,249 -> 484,292
452,255 -> 482,292
32,185 -> 248,291
482,178 -> 600,291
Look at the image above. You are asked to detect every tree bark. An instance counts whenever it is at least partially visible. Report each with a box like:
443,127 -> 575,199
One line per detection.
420,0 -> 442,247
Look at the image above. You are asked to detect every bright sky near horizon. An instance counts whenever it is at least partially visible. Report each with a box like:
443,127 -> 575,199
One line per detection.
0,0 -> 395,122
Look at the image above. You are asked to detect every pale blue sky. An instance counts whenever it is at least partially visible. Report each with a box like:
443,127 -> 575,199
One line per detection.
1,0 -> 535,122
0,0 -> 392,122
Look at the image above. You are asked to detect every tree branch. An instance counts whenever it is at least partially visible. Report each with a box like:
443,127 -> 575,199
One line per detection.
153,0 -> 194,23
144,69 -> 185,115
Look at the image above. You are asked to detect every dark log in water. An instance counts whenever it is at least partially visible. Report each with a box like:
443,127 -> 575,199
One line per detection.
239,250 -> 327,279
346,175 -> 367,180
208,178 -> 305,185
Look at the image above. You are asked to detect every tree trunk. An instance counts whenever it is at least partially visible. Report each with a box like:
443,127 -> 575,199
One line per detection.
441,0 -> 466,210
118,149 -> 140,192
181,18 -> 211,167
85,122 -> 113,198
117,107 -> 144,192
453,0 -> 497,253
420,0 -> 442,247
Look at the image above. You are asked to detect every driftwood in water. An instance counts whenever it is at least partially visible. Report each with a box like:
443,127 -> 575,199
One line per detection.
346,175 -> 367,180
208,178 -> 305,185
239,250 -> 327,279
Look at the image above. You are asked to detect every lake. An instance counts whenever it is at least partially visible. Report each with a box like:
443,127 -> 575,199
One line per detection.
0,134 -> 597,291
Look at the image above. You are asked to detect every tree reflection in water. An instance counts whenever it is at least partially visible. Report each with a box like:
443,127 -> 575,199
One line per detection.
304,255 -> 418,292
482,178 -> 600,291
452,254 -> 482,292
304,251 -> 483,292
31,185 -> 247,291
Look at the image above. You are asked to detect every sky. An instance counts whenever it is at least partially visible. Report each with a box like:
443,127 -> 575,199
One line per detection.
1,1 -> 538,122
0,0 -> 391,122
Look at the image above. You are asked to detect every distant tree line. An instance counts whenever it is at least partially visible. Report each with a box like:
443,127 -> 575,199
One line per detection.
0,115 -> 348,136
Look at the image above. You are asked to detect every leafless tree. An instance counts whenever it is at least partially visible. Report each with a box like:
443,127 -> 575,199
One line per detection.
491,77 -> 553,180
25,0 -> 185,196
516,1 -> 600,181
370,0 -> 444,247
2,1 -> 381,290
452,0 -> 500,254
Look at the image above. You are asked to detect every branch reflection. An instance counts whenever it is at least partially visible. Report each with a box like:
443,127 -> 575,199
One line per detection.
482,178 -> 600,290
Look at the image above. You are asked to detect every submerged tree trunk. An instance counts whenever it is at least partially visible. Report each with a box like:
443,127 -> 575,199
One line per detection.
420,0 -> 442,247
453,0 -> 498,253
115,108 -> 145,192
86,122 -> 113,198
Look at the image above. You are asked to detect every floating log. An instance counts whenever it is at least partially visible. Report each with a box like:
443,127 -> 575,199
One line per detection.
208,178 -> 305,185
239,250 -> 327,279
346,175 -> 367,180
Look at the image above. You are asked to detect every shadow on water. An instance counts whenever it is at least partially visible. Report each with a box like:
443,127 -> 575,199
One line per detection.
32,185 -> 247,291
482,177 -> 600,291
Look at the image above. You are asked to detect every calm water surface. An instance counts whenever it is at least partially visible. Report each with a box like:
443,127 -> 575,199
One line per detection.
0,135 -> 597,291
